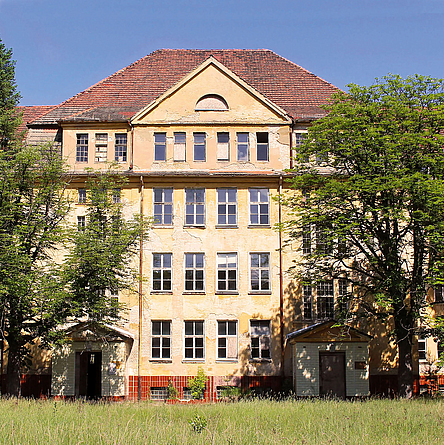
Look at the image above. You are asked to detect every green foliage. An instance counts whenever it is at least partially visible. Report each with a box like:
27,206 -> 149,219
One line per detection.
0,39 -> 22,149
189,414 -> 207,433
167,381 -> 178,400
285,74 -> 444,397
62,168 -> 148,322
188,366 -> 207,399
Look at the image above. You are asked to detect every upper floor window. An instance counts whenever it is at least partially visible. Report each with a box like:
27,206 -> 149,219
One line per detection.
217,132 -> 230,161
256,132 -> 269,161
152,321 -> 171,359
115,133 -> 127,162
154,133 -> 166,161
217,253 -> 237,292
95,133 -> 108,163
76,134 -> 88,163
184,321 -> 205,359
217,321 -> 238,360
250,253 -> 270,292
185,253 -> 205,292
217,188 -> 237,226
153,188 -> 173,225
294,131 -> 308,162
195,94 -> 228,111
185,188 -> 205,226
303,285 -> 313,319
237,133 -> 249,161
317,280 -> 334,319
152,253 -> 172,291
174,132 -> 186,162
250,320 -> 271,360
249,188 -> 269,226
194,133 -> 206,161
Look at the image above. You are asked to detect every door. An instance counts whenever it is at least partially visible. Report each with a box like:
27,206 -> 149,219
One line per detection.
319,351 -> 346,398
75,351 -> 102,399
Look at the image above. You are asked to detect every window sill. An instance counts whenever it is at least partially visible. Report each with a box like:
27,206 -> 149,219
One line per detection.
215,225 -> 238,229
216,291 -> 239,295
216,359 -> 238,363
247,225 -> 271,229
150,291 -> 173,295
182,359 -> 205,363
183,225 -> 206,229
153,225 -> 174,229
249,359 -> 272,363
150,359 -> 172,363
183,291 -> 206,295
249,291 -> 272,295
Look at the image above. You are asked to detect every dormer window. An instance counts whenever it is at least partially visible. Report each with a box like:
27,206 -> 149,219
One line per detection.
195,94 -> 228,111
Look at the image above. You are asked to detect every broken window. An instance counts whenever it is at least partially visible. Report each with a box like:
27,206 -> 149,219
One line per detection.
95,133 -> 108,163
237,132 -> 249,161
217,321 -> 238,359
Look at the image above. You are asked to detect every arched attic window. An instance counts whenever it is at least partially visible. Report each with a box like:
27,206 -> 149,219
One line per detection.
195,94 -> 229,111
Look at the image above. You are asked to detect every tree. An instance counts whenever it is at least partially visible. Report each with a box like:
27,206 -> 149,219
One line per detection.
62,170 -> 147,322
0,39 -> 22,149
285,74 -> 444,398
0,144 -> 70,396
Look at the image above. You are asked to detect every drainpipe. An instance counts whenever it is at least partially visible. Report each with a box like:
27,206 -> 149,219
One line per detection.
130,125 -> 135,170
279,175 -> 285,378
138,175 -> 144,401
289,125 -> 294,170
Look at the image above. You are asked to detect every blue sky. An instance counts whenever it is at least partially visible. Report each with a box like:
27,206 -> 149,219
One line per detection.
1,0 -> 443,106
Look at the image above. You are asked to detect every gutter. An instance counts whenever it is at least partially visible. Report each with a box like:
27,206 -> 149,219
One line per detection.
279,175 -> 285,377
138,175 -> 144,400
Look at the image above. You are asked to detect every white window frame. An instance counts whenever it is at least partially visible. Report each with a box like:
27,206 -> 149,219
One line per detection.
217,320 -> 238,360
250,320 -> 271,360
154,132 -> 167,161
316,280 -> 334,319
76,133 -> 88,163
174,132 -> 186,162
217,252 -> 238,292
151,320 -> 171,360
185,188 -> 205,226
184,253 -> 205,292
94,133 -> 108,163
249,188 -> 269,226
77,215 -> 86,231
152,253 -> 172,292
250,252 -> 271,292
115,133 -> 127,162
237,132 -> 249,161
78,188 -> 86,204
293,130 -> 308,162
184,321 -> 205,360
217,132 -> 230,161
150,387 -> 168,400
217,188 -> 237,226
303,285 -> 313,319
153,188 -> 173,226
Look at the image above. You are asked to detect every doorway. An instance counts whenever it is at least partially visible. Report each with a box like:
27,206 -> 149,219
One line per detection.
75,351 -> 102,399
319,351 -> 346,398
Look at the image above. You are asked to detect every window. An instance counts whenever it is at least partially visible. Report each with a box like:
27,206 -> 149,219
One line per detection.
250,253 -> 270,291
237,133 -> 249,161
256,132 -> 269,161
217,253 -> 237,292
434,285 -> 443,303
250,320 -> 271,360
294,132 -> 308,162
418,338 -> 426,361
78,188 -> 86,204
217,321 -> 238,359
195,94 -> 228,111
317,280 -> 334,319
174,132 -> 186,161
193,133 -> 206,161
302,224 -> 312,255
112,188 -> 121,204
77,215 -> 86,231
185,253 -> 205,291
153,188 -> 173,225
316,224 -> 332,255
303,285 -> 313,319
151,321 -> 171,359
217,188 -> 237,226
184,321 -> 204,359
152,253 -> 172,291
94,133 -> 108,162
150,387 -> 168,400
154,133 -> 166,161
249,188 -> 269,225
115,133 -> 127,162
76,134 -> 88,162
217,132 -> 230,161
338,279 -> 349,314
185,188 -> 205,226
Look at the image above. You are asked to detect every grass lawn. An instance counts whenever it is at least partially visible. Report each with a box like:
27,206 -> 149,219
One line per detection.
0,397 -> 442,444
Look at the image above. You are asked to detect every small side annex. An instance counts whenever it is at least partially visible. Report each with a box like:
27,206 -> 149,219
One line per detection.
287,321 -> 371,398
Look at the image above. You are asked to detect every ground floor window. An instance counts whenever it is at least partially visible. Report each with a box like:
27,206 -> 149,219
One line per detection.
150,387 -> 168,400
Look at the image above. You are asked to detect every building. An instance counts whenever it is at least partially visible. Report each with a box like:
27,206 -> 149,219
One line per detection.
10,49 -> 443,399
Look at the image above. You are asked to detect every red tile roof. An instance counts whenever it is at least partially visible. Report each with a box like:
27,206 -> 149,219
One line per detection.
17,105 -> 55,134
30,49 -> 339,125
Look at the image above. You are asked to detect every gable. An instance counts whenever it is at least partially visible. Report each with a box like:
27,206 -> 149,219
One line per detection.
131,59 -> 291,126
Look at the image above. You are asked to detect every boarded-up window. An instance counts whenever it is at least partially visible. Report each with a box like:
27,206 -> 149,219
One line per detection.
174,132 -> 186,161
217,132 -> 230,161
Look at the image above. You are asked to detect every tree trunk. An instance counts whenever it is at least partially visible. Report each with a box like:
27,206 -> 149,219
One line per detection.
5,338 -> 21,397
397,333 -> 414,399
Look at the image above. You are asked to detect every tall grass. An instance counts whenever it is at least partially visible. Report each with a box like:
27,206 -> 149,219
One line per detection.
0,397 -> 442,444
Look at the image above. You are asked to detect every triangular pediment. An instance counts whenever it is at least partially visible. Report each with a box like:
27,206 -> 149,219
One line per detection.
131,57 -> 291,125
287,321 -> 372,343
64,321 -> 134,343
